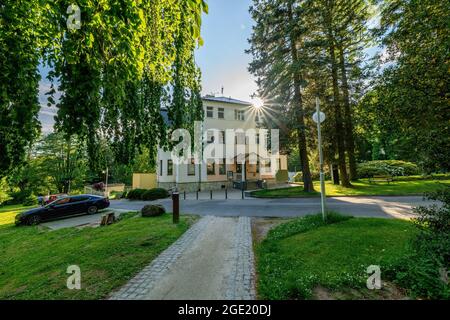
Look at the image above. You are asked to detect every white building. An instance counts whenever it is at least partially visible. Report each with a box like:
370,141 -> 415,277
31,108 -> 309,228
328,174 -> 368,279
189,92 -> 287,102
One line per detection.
157,95 -> 288,192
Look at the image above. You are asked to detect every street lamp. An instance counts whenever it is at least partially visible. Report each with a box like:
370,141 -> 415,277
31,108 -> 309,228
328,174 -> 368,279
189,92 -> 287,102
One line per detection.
312,97 -> 327,221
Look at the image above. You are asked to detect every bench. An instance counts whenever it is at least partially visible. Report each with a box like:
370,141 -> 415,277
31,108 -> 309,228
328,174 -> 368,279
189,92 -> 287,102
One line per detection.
368,175 -> 394,184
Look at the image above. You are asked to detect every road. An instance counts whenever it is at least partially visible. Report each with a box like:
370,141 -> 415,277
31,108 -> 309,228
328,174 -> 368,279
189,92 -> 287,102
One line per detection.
110,196 -> 433,219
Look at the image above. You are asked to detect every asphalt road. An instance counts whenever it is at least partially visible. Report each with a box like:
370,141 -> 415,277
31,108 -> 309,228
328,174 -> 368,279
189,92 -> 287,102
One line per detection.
110,196 -> 434,219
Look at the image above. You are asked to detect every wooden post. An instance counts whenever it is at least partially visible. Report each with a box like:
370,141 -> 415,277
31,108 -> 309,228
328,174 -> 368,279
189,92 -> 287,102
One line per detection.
172,192 -> 179,224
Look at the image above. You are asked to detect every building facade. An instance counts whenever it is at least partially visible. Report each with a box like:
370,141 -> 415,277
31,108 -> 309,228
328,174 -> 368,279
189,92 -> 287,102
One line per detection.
157,96 -> 288,192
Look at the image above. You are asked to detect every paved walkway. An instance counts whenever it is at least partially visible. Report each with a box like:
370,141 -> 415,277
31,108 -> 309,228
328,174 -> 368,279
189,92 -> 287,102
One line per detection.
109,216 -> 255,300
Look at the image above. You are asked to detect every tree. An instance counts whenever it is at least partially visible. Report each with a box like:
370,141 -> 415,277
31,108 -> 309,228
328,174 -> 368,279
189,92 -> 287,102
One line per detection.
362,0 -> 450,172
0,0 -> 43,177
248,0 -> 315,192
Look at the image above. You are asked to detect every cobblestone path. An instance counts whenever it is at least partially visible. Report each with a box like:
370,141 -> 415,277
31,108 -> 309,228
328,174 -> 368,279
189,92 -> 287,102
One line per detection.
109,216 -> 255,300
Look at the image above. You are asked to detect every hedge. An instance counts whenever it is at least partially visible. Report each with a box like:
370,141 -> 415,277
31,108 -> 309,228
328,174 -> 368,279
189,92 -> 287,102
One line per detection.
357,160 -> 420,178
126,188 -> 169,201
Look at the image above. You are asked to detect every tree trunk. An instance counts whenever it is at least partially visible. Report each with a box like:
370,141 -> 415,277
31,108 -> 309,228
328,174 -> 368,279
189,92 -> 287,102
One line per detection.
288,4 -> 314,193
328,31 -> 351,187
338,43 -> 357,181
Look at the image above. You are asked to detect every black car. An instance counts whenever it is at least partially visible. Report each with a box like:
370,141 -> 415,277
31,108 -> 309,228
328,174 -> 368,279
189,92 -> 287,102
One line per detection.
15,195 -> 110,226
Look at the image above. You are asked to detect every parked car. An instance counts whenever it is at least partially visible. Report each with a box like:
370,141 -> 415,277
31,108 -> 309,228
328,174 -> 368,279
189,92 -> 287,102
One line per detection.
15,195 -> 110,226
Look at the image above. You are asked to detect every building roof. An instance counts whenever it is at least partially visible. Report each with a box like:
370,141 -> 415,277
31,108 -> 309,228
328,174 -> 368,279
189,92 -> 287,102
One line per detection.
202,95 -> 252,106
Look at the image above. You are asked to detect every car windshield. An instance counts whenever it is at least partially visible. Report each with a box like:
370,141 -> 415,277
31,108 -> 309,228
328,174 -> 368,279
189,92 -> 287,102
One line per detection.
45,197 -> 70,207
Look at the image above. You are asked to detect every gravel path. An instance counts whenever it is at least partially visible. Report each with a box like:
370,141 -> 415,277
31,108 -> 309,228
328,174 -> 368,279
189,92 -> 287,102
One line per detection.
109,216 -> 255,300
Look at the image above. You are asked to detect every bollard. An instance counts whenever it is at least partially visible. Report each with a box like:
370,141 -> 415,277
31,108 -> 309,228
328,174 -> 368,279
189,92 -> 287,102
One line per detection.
225,188 -> 228,199
210,190 -> 212,200
184,191 -> 186,200
172,192 -> 179,224
241,189 -> 244,199
196,191 -> 199,200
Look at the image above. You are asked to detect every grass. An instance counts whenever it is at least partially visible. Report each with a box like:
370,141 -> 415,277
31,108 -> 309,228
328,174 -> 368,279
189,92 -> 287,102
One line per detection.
0,204 -> 195,299
256,214 -> 416,299
251,178 -> 450,198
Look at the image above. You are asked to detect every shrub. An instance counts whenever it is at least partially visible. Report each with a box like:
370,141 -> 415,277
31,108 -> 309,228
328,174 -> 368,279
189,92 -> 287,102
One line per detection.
357,160 -> 420,178
141,188 -> 169,201
392,186 -> 450,299
126,188 -> 147,200
141,204 -> 166,217
126,188 -> 169,201
22,194 -> 38,206
275,170 -> 289,182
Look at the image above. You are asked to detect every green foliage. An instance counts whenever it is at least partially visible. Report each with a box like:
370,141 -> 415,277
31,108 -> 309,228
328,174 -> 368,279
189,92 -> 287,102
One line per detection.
265,213 -> 352,242
257,216 -> 415,299
0,208 -> 192,299
359,0 -> 450,172
392,187 -> 450,299
22,194 -> 38,207
141,188 -> 170,201
126,188 -> 169,201
126,189 -> 147,200
357,160 -> 420,178
275,170 -> 289,182
0,0 -> 42,177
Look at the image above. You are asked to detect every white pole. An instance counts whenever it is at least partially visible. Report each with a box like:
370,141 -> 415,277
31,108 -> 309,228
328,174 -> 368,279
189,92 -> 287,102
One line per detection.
105,167 -> 109,197
316,97 -> 327,221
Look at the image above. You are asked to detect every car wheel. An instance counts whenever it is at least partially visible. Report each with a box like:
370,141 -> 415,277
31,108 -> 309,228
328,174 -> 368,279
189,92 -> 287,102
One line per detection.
87,206 -> 98,215
28,215 -> 41,226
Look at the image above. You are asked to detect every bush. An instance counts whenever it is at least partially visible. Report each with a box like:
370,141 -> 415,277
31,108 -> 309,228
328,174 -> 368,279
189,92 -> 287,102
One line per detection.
141,204 -> 166,217
392,186 -> 450,299
275,170 -> 289,182
357,160 -> 420,178
141,188 -> 169,201
4,190 -> 32,205
22,194 -> 38,206
126,188 -> 146,200
126,188 -> 169,201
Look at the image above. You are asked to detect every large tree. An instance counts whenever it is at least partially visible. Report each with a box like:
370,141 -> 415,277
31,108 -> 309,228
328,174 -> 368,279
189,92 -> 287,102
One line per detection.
0,0 -> 43,177
248,0 -> 315,192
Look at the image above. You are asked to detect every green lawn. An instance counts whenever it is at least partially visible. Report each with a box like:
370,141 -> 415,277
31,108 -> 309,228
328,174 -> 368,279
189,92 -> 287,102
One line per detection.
256,214 -> 416,299
251,178 -> 450,198
0,205 -> 195,299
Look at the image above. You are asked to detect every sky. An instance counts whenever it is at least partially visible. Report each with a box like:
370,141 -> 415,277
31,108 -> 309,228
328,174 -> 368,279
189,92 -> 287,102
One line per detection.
195,0 -> 257,103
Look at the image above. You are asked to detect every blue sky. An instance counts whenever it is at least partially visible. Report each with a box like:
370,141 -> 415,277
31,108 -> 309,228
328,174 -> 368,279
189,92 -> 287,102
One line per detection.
195,0 -> 257,103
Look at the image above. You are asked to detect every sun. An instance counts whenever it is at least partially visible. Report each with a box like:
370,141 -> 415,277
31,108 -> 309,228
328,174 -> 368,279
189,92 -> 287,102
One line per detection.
253,97 -> 264,109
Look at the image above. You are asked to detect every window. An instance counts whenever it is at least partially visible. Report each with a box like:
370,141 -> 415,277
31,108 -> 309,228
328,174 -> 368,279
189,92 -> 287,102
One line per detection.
218,108 -> 224,119
256,133 -> 260,145
188,158 -> 196,176
220,130 -> 225,144
234,109 -> 245,121
70,196 -> 88,203
206,106 -> 214,118
160,160 -> 163,176
167,160 -> 173,176
207,161 -> 215,175
256,160 -> 260,173
55,197 -> 70,205
219,159 -> 226,175
236,163 -> 242,174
